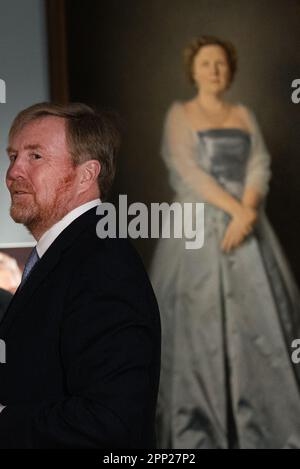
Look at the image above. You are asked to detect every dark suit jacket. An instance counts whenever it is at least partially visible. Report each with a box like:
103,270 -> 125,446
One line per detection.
0,288 -> 13,323
0,208 -> 161,448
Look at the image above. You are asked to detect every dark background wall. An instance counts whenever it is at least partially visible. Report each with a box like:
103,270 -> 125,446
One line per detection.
66,0 -> 300,283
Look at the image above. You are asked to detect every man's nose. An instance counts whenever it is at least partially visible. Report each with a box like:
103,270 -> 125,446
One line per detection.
6,156 -> 27,182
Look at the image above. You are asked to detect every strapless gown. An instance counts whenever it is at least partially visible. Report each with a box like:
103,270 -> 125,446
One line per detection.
151,128 -> 300,449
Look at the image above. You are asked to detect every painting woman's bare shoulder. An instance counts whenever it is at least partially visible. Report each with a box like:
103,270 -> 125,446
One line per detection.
231,103 -> 253,133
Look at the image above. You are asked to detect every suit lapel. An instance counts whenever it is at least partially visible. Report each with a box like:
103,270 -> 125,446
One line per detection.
0,207 -> 99,337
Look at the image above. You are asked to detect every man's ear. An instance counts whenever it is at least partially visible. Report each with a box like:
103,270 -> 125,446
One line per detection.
79,160 -> 101,188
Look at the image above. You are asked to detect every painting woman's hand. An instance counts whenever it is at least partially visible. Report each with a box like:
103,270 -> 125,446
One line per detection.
221,206 -> 257,253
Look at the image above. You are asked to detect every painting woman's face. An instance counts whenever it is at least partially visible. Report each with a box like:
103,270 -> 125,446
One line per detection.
192,45 -> 231,94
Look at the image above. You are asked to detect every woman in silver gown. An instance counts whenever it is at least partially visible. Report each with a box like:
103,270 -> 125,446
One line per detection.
150,35 -> 300,449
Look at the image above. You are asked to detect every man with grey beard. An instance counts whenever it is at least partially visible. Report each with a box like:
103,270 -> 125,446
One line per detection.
0,102 -> 161,449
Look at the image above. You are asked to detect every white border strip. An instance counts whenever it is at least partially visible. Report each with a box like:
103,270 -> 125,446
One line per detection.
0,242 -> 35,249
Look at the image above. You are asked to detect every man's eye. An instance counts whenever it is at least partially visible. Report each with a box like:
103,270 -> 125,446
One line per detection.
9,155 -> 17,162
31,153 -> 42,160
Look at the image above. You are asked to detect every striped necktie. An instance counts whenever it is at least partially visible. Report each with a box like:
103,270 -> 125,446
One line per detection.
20,247 -> 40,288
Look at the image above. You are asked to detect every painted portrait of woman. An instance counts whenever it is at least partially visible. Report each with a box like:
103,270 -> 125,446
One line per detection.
151,35 -> 300,449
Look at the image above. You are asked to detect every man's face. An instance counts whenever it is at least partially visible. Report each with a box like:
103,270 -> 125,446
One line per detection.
6,116 -> 79,238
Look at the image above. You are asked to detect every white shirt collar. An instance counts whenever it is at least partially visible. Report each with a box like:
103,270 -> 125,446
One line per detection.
36,198 -> 101,258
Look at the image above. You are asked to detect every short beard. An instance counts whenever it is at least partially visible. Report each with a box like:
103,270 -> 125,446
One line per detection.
10,171 -> 77,239
10,199 -> 39,226
10,201 -> 51,238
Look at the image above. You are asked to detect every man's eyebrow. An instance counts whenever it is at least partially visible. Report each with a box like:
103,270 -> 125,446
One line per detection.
6,144 -> 45,154
24,144 -> 45,151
